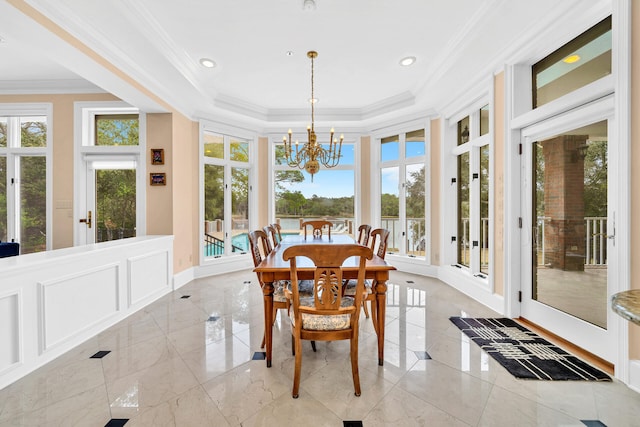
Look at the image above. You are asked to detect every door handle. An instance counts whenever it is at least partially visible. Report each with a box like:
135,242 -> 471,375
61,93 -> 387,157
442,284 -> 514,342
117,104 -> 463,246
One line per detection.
79,211 -> 92,228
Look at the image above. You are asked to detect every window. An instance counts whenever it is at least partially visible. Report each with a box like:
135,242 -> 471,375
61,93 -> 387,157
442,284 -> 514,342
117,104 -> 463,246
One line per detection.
94,114 -> 139,146
533,16 -> 611,108
74,103 -> 144,246
203,131 -> 252,258
379,129 -> 426,257
0,111 -> 50,254
453,105 -> 490,276
273,140 -> 355,236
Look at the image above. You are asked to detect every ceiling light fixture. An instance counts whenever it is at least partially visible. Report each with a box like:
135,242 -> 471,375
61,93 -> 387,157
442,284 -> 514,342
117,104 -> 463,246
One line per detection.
563,54 -> 581,64
303,0 -> 317,11
399,56 -> 416,66
283,51 -> 343,181
199,58 -> 216,68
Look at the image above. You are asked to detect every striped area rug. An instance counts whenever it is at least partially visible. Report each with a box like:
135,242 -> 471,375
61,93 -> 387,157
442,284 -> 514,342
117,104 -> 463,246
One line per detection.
449,317 -> 611,381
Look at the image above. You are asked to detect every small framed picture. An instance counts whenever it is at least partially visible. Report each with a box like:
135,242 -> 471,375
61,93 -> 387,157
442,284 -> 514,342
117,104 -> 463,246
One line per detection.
151,148 -> 164,165
150,172 -> 166,186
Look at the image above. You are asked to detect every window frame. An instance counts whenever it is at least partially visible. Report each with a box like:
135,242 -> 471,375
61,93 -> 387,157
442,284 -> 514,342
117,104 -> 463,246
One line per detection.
0,103 -> 52,252
443,89 -> 494,291
270,133 -> 358,235
372,118 -> 430,263
200,121 -> 256,264
73,101 -> 146,247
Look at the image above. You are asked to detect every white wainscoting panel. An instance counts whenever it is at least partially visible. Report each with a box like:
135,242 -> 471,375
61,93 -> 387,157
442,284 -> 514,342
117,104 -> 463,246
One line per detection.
128,251 -> 170,306
0,235 -> 173,390
39,264 -> 120,352
0,291 -> 21,375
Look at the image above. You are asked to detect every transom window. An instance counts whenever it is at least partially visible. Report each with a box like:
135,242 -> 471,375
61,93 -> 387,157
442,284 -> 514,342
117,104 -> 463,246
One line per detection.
533,16 -> 611,108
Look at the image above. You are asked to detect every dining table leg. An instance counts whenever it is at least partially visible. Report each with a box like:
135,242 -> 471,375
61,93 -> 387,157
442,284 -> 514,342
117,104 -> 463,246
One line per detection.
262,281 -> 274,368
374,278 -> 388,366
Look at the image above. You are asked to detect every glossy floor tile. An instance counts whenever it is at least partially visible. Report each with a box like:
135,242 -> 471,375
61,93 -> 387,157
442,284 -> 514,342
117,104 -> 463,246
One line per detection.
1,269 -> 639,426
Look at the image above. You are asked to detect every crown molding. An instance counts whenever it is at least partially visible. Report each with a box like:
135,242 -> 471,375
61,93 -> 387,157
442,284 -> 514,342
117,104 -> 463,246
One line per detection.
0,79 -> 105,94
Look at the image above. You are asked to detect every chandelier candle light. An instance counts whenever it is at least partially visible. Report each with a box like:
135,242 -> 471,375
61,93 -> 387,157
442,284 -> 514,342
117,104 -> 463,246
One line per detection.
283,51 -> 343,182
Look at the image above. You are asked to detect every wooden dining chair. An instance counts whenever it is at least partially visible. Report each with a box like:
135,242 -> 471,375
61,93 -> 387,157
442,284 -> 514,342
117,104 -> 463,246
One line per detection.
283,243 -> 373,398
301,220 -> 332,239
248,229 -> 286,348
356,224 -> 372,246
263,224 -> 280,249
272,223 -> 283,242
344,228 -> 390,322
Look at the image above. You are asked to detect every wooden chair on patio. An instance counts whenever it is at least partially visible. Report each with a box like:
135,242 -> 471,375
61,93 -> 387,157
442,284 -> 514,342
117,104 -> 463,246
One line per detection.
301,220 -> 333,239
283,243 -> 373,398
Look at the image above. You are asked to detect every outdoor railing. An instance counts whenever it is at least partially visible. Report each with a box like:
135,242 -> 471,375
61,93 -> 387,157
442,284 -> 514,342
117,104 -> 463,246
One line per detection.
204,232 -> 244,257
536,216 -> 607,266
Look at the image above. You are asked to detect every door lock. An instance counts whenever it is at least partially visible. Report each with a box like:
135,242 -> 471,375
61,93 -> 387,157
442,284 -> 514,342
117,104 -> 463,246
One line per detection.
79,211 -> 92,228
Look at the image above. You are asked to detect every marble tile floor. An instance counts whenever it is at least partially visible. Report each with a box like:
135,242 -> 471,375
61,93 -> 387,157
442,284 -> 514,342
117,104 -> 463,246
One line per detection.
1,270 -> 639,426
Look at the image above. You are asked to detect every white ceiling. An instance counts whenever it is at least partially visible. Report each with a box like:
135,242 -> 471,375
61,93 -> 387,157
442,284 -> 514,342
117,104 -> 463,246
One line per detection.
0,0 -> 608,128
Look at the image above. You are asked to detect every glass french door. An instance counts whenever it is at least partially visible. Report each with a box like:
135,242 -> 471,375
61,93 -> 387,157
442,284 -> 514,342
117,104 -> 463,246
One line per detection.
521,117 -> 616,362
80,158 -> 137,244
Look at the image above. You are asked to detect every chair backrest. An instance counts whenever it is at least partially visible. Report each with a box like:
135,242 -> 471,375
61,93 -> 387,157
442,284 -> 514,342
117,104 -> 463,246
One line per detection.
0,242 -> 20,258
369,228 -> 390,259
272,223 -> 283,242
301,220 -> 333,239
283,244 -> 373,326
356,224 -> 371,246
263,224 -> 280,249
248,229 -> 272,268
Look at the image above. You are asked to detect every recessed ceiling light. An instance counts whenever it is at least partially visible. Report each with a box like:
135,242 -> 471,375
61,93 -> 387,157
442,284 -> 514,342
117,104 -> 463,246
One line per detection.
303,0 -> 316,11
286,51 -> 294,57
399,56 -> 416,66
199,58 -> 216,68
563,54 -> 581,64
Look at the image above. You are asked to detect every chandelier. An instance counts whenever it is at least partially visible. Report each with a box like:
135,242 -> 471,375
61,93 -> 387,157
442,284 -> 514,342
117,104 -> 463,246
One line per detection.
282,51 -> 343,181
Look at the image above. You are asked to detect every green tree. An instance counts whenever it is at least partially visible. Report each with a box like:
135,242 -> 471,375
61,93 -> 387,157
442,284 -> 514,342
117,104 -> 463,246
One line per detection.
583,140 -> 607,217
96,116 -> 139,146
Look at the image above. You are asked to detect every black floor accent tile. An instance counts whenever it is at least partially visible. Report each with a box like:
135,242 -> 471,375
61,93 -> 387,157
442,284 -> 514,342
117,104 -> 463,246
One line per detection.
90,350 -> 111,359
180,295 -> 191,299
414,351 -> 431,360
252,352 -> 266,360
406,280 -> 414,283
243,280 -> 251,284
343,421 -> 363,427
581,421 -> 607,427
208,316 -> 220,322
105,419 -> 129,427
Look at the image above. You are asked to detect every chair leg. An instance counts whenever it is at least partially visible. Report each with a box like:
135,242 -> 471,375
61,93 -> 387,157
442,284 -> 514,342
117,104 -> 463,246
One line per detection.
292,335 -> 303,398
311,340 -> 316,352
369,297 -> 378,336
350,335 -> 361,397
261,333 -> 266,349
362,299 -> 370,318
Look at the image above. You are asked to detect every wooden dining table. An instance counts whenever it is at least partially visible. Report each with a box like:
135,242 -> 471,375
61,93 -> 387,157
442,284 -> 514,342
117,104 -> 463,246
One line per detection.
253,234 -> 396,367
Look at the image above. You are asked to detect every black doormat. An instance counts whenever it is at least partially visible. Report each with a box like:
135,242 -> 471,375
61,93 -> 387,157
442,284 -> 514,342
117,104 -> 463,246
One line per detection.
449,317 -> 611,381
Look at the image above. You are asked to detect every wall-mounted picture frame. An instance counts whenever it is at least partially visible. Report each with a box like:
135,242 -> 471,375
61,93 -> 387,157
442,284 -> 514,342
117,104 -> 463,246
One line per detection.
150,172 -> 166,186
151,148 -> 164,165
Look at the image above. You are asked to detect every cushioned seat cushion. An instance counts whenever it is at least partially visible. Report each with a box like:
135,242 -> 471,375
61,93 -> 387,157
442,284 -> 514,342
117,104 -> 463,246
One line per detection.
291,296 -> 355,331
343,279 -> 372,297
273,280 -> 314,303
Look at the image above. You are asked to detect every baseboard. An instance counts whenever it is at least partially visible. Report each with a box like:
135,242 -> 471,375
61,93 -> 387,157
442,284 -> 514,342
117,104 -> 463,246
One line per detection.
438,265 -> 504,314
629,360 -> 640,393
173,266 -> 195,290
